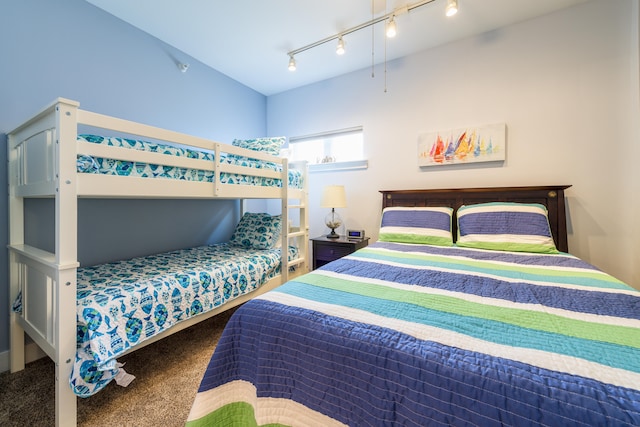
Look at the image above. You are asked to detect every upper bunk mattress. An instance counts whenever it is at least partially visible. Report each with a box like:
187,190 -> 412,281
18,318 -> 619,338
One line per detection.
76,135 -> 304,188
70,242 -> 298,397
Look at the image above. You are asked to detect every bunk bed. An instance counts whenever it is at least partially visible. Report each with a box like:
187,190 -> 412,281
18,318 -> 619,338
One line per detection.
7,98 -> 309,427
187,186 -> 640,427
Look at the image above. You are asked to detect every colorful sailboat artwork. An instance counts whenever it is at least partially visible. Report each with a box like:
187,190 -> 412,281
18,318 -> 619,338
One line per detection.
417,123 -> 506,167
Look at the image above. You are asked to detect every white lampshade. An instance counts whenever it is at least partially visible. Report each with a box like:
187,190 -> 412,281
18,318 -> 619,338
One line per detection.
320,185 -> 347,208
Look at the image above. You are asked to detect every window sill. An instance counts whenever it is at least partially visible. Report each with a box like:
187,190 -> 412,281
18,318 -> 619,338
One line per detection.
308,160 -> 368,173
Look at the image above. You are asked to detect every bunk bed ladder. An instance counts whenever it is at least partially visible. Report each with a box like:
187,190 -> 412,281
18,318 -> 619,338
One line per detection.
286,160 -> 309,276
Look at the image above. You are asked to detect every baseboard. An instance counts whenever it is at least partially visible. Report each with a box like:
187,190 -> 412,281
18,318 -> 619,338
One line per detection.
0,342 -> 48,373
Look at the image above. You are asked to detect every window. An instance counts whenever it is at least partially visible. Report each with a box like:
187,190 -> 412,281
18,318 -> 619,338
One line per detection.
285,127 -> 367,172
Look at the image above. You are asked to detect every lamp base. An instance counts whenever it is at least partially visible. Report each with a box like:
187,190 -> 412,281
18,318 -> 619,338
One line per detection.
326,229 -> 340,239
325,211 -> 343,239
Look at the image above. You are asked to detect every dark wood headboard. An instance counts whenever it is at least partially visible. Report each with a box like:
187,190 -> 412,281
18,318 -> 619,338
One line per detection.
380,185 -> 571,253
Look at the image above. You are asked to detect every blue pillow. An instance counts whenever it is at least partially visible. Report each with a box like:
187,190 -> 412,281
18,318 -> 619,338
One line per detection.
379,207 -> 454,246
456,202 -> 558,253
229,213 -> 282,249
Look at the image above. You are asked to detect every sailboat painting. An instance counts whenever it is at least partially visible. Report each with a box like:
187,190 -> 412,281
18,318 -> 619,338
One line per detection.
418,123 -> 506,167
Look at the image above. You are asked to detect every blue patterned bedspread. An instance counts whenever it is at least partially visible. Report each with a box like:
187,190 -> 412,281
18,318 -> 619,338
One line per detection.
76,135 -> 304,189
187,242 -> 640,426
70,243 -> 297,397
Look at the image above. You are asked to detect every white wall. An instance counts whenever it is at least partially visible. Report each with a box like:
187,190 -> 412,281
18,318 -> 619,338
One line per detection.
268,0 -> 640,289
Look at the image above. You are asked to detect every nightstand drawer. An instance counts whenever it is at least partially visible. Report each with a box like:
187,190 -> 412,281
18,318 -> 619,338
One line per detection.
315,244 -> 353,261
311,235 -> 370,270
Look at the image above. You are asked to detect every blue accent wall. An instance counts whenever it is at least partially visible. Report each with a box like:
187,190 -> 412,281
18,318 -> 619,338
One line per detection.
0,0 -> 267,355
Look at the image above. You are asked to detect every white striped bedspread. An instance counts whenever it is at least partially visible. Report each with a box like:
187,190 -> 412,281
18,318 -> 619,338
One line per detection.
187,242 -> 640,427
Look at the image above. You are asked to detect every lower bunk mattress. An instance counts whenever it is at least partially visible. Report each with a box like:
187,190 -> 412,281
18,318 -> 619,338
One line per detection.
187,242 -> 640,426
76,134 -> 304,188
14,243 -> 297,397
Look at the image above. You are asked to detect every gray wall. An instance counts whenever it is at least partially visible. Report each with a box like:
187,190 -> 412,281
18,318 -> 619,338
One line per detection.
0,0 -> 267,358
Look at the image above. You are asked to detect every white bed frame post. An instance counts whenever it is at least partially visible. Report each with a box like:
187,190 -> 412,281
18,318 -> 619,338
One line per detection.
281,159 -> 290,282
54,100 -> 80,427
293,161 -> 309,274
302,162 -> 309,272
280,158 -> 291,283
8,122 -> 25,375
8,98 -> 80,427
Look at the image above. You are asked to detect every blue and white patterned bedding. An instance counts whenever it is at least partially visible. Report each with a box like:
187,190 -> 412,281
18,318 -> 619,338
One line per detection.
187,242 -> 640,426
76,135 -> 304,189
60,243 -> 297,397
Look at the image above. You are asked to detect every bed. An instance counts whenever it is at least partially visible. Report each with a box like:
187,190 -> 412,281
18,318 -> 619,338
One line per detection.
7,98 -> 309,427
187,186 -> 640,427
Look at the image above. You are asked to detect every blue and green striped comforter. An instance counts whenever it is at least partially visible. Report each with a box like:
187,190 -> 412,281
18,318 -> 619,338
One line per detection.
187,242 -> 640,426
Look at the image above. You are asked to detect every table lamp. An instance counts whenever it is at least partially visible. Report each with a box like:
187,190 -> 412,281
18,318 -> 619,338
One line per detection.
320,185 -> 347,238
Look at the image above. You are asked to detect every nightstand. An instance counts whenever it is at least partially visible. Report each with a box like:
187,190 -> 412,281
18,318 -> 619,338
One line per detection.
311,235 -> 370,270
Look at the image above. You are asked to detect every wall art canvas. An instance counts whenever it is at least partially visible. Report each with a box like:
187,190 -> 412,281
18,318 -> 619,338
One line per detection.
418,123 -> 506,167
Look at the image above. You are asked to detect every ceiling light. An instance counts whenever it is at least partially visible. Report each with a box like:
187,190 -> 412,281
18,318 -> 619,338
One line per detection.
336,36 -> 346,55
286,0 -> 436,71
446,0 -> 458,17
386,16 -> 397,38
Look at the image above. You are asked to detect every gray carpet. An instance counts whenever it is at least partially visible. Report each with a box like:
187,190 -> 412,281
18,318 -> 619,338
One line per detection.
0,307 -> 237,427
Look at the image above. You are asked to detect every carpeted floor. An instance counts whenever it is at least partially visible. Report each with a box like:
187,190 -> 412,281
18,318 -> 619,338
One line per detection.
0,307 -> 237,427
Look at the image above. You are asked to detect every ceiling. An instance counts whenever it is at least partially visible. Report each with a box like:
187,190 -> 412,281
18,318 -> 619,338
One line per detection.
85,0 -> 590,96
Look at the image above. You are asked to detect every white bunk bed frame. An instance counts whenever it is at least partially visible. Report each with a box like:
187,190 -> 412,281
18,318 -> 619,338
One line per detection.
7,98 -> 308,427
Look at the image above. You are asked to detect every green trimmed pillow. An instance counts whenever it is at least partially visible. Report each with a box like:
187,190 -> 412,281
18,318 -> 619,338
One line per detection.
456,202 -> 558,253
379,207 -> 454,246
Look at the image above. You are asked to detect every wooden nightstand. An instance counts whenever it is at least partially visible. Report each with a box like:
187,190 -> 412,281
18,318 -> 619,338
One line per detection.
311,235 -> 370,270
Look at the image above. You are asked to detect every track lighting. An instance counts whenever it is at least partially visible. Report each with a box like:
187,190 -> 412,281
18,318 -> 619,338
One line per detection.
286,0 -> 457,71
446,0 -> 458,17
336,36 -> 346,55
386,16 -> 397,38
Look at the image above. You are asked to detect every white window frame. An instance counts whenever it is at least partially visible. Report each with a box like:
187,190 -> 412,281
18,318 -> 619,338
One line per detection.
286,126 -> 368,172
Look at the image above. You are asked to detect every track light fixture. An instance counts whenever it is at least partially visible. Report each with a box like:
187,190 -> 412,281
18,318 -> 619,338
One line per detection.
386,16 -> 397,38
336,36 -> 346,55
286,0 -> 457,70
446,0 -> 458,17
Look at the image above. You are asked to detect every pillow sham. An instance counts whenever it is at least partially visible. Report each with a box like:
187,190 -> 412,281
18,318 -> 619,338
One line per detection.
456,202 -> 558,253
379,207 -> 454,246
232,137 -> 285,157
229,212 -> 282,250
